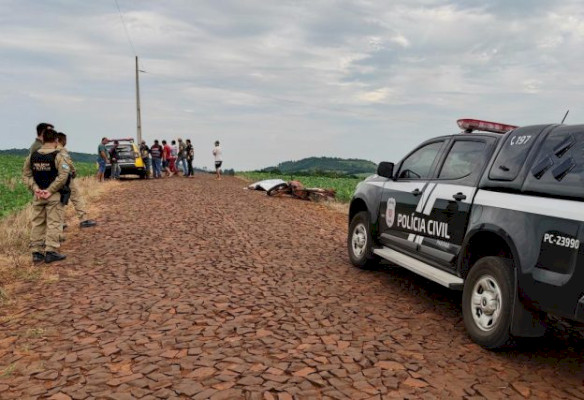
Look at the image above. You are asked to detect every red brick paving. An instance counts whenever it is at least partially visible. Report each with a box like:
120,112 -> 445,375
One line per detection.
1,174 -> 584,399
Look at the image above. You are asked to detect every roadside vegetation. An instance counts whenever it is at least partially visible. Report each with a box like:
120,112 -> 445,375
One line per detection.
238,171 -> 367,203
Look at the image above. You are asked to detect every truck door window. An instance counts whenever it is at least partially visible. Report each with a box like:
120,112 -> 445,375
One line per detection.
397,141 -> 444,180
438,140 -> 487,180
489,130 -> 537,181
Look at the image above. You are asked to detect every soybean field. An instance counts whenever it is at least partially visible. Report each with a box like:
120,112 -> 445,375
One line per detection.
0,154 -> 96,218
238,171 -> 366,203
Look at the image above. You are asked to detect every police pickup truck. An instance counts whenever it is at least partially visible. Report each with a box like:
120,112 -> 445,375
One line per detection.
348,119 -> 583,348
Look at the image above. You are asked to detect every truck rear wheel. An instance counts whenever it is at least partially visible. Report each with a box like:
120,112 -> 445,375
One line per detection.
462,256 -> 514,349
348,211 -> 377,269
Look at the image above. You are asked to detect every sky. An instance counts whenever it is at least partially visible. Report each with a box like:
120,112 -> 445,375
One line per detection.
1,0 -> 584,170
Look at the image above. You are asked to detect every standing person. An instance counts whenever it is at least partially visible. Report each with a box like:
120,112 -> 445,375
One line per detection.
97,137 -> 109,182
56,132 -> 97,228
30,122 -> 54,154
170,140 -> 178,174
140,140 -> 151,178
109,140 -> 121,179
176,138 -> 187,176
162,140 -> 173,177
22,129 -> 69,263
185,139 -> 194,178
212,140 -> 222,180
150,140 -> 163,178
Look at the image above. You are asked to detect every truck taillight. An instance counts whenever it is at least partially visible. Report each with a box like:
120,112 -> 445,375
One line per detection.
457,119 -> 518,134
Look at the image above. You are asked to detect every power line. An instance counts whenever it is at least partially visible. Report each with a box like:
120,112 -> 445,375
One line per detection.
114,0 -> 137,57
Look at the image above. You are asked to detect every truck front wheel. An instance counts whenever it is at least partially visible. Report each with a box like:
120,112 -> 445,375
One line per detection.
347,211 -> 377,269
462,256 -> 514,349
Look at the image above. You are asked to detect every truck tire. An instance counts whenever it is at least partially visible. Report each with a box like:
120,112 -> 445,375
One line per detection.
462,256 -> 514,349
348,211 -> 377,269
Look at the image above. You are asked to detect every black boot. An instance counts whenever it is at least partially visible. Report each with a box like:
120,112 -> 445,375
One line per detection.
45,252 -> 66,263
32,252 -> 45,264
80,220 -> 97,228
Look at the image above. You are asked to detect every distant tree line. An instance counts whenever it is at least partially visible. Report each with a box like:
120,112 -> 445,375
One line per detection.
256,156 -> 377,178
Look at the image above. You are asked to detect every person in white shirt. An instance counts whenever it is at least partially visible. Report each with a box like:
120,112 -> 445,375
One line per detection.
170,140 -> 179,174
212,140 -> 222,180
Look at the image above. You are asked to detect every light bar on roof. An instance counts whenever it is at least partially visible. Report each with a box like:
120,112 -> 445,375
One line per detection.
457,119 -> 518,134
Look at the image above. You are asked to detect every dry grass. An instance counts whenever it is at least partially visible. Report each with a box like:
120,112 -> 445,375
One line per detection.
0,177 -> 118,306
324,201 -> 349,215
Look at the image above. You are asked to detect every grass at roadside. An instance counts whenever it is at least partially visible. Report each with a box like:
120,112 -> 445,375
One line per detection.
0,154 -> 96,218
237,171 -> 365,203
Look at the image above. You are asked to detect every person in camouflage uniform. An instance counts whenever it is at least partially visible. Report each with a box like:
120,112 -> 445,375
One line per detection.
23,129 -> 70,264
56,132 -> 97,229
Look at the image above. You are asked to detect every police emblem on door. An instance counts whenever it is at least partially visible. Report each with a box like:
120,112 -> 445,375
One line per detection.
386,198 -> 396,228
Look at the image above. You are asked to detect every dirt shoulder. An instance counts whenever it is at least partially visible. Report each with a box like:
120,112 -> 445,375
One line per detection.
0,174 -> 583,399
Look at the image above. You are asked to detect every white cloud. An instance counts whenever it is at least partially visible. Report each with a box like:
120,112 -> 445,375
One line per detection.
389,34 -> 410,48
522,79 -> 542,94
357,87 -> 392,103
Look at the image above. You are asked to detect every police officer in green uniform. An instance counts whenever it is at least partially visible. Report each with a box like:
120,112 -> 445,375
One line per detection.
29,122 -> 54,154
23,129 -> 70,264
56,132 -> 97,228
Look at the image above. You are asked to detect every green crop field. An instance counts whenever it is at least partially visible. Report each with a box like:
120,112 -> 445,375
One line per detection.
0,154 -> 96,218
238,171 -> 368,203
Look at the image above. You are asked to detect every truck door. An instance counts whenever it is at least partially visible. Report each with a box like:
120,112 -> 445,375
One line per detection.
416,137 -> 495,268
379,139 -> 447,253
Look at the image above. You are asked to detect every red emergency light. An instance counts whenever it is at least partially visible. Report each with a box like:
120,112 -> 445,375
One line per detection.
457,119 -> 518,134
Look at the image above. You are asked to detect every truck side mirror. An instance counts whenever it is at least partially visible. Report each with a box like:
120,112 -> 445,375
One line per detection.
377,162 -> 394,179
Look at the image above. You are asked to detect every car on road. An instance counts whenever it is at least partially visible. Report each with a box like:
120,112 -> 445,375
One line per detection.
104,138 -> 146,179
348,119 -> 584,348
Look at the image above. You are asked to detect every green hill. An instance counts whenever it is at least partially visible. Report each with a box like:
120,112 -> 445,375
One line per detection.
0,148 -> 96,164
262,157 -> 376,176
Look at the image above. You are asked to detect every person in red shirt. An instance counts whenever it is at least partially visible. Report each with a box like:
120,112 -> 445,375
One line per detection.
161,140 -> 173,177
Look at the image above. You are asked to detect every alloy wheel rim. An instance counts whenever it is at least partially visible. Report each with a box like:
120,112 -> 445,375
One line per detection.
352,223 -> 367,258
470,275 -> 502,332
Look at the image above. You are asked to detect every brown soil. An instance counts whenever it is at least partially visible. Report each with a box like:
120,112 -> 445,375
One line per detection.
0,174 -> 583,399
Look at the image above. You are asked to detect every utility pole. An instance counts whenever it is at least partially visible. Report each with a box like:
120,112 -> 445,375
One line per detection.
135,55 -> 142,144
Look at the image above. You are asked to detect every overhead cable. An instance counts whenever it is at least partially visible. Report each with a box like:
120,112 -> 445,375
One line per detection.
114,0 -> 137,56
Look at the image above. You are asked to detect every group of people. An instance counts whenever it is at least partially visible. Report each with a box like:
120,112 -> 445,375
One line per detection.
96,138 -> 224,180
139,138 -> 196,178
23,123 -> 97,264
21,127 -> 225,265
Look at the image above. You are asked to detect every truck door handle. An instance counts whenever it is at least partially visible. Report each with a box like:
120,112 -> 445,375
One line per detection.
411,189 -> 422,196
453,192 -> 467,201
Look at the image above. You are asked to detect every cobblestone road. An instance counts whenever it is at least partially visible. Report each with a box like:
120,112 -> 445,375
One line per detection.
1,175 -> 584,399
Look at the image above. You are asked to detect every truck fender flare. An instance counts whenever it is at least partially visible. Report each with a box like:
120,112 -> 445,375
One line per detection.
460,225 -> 546,337
349,195 -> 378,225
459,224 -> 521,275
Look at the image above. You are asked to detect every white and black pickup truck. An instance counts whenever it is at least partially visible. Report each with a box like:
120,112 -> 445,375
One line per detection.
348,119 -> 583,349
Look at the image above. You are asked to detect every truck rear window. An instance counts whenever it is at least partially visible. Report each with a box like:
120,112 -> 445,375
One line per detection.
489,129 -> 538,181
523,126 -> 584,200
